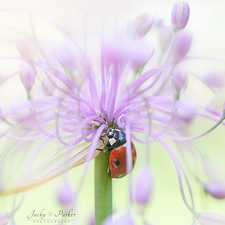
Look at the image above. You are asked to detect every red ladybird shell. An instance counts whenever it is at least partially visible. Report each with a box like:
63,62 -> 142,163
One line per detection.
109,141 -> 137,178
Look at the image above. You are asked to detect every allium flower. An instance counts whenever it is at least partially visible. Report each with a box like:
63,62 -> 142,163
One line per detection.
0,1 -> 225,225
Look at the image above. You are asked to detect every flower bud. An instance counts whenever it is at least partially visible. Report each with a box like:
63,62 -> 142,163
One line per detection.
20,62 -> 36,89
57,183 -> 76,211
197,211 -> 225,225
0,210 -> 11,225
102,37 -> 128,64
171,30 -> 192,61
204,182 -> 225,199
128,13 -> 153,38
171,1 -> 190,30
103,212 -> 135,225
129,41 -> 154,69
159,25 -> 173,50
134,166 -> 154,205
172,72 -> 187,94
102,37 -> 153,67
16,37 -> 36,61
53,44 -> 76,69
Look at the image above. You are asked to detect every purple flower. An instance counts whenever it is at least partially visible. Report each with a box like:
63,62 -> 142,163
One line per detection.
0,2 -> 225,225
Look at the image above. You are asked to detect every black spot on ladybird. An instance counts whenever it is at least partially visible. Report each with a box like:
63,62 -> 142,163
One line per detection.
114,160 -> 120,166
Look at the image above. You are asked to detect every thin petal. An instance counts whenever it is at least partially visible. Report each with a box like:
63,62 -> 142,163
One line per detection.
1,140 -> 104,195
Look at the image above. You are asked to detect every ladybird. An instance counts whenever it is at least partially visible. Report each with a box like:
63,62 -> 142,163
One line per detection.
97,128 -> 137,178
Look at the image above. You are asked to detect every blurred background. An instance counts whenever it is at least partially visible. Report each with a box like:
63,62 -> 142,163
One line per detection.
0,0 -> 225,224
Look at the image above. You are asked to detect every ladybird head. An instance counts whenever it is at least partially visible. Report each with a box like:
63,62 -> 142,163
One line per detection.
106,128 -> 115,139
106,128 -> 126,148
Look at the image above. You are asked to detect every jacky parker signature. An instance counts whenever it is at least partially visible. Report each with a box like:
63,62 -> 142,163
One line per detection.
27,209 -> 76,220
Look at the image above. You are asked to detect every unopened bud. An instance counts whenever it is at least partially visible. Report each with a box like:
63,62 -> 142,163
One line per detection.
172,72 -> 187,91
16,37 -> 36,61
134,166 -> 154,205
129,13 -> 153,38
20,62 -> 36,89
102,37 -> 154,67
57,183 -> 76,211
171,30 -> 192,61
171,1 -> 190,31
172,72 -> 187,99
129,41 -> 154,69
204,182 -> 225,199
53,44 -> 76,69
0,210 -> 11,225
197,211 -> 225,225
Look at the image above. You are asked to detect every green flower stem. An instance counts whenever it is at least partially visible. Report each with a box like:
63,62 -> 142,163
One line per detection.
95,151 -> 112,225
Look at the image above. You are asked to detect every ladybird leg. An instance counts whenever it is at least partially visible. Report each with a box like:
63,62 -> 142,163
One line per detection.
96,147 -> 112,152
107,165 -> 110,173
103,146 -> 114,152
100,137 -> 106,146
100,132 -> 107,137
103,148 -> 109,153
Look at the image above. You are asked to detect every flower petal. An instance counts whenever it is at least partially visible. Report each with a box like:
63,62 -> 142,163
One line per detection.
1,139 -> 105,195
